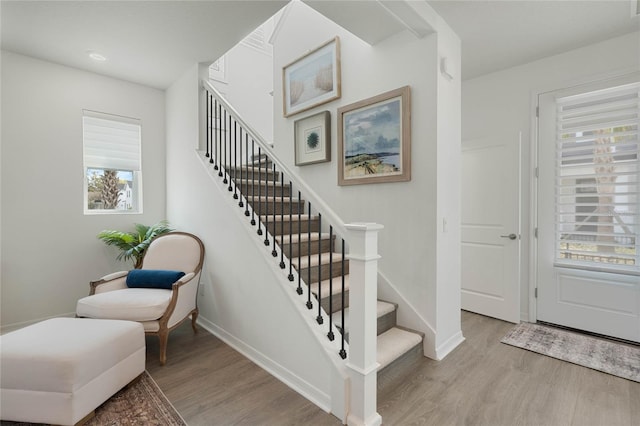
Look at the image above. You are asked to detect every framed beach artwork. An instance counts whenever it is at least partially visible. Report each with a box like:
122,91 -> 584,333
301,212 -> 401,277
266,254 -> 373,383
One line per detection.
337,86 -> 411,186
294,111 -> 331,166
283,37 -> 341,117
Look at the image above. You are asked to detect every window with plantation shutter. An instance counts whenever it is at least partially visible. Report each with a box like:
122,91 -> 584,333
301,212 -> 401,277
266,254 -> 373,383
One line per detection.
83,110 -> 142,213
555,82 -> 639,272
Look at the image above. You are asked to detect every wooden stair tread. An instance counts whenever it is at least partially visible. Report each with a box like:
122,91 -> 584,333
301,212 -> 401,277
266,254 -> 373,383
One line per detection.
331,300 -> 395,330
377,327 -> 423,371
246,195 -> 302,203
292,252 -> 345,268
234,178 -> 288,187
260,214 -> 318,223
278,233 -> 331,244
228,165 -> 276,171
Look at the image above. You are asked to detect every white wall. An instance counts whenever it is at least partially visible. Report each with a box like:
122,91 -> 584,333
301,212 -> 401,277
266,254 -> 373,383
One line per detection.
1,51 -> 166,329
165,63 -> 347,418
209,18 -> 276,144
271,2 -> 462,358
463,31 -> 640,321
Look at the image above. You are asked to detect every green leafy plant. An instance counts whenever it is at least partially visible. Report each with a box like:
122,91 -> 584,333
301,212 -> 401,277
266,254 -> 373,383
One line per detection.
97,221 -> 173,268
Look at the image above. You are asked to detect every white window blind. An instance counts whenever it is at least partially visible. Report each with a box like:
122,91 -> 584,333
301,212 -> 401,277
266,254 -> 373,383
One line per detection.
555,82 -> 639,271
83,110 -> 141,171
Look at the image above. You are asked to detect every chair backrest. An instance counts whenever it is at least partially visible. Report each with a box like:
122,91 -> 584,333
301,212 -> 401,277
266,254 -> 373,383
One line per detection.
141,232 -> 204,274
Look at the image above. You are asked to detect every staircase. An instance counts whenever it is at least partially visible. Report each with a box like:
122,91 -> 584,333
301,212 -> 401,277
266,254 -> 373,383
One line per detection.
232,155 -> 424,379
203,81 -> 424,422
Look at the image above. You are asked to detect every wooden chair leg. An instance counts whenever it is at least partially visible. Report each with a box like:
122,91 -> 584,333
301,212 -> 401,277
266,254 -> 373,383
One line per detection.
158,330 -> 168,366
191,310 -> 199,333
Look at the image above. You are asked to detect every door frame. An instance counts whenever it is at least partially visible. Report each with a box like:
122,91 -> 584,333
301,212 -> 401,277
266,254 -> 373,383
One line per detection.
529,67 -> 640,324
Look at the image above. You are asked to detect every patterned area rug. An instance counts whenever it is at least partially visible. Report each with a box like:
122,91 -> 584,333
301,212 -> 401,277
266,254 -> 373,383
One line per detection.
1,371 -> 186,426
501,322 -> 640,382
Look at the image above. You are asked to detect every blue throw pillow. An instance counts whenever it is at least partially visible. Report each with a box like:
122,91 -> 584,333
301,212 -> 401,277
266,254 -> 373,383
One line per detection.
126,269 -> 186,289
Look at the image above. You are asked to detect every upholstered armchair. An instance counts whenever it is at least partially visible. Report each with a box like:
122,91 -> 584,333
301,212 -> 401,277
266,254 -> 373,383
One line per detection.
77,232 -> 204,365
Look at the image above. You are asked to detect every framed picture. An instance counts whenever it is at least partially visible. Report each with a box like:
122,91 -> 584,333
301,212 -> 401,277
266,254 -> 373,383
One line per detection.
338,86 -> 411,186
294,111 -> 331,166
283,37 -> 341,117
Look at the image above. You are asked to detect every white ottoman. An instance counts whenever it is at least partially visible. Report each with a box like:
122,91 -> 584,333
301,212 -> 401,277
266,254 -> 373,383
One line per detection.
0,317 -> 145,425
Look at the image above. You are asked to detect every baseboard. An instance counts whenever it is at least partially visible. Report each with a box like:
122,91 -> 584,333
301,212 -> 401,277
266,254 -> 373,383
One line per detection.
0,312 -> 76,335
435,330 -> 465,360
196,316 -> 332,413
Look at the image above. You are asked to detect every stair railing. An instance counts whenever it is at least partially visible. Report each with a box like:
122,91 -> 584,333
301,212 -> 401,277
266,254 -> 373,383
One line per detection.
202,79 -> 349,358
202,79 -> 384,424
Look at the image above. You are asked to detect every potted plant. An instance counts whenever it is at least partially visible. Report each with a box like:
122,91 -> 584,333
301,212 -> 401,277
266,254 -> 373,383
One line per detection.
97,220 -> 173,268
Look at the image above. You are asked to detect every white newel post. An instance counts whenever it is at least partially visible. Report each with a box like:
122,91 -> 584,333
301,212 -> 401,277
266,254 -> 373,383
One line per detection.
345,222 -> 383,426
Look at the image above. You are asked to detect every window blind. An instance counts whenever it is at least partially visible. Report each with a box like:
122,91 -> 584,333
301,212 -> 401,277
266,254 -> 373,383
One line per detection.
83,111 -> 141,171
555,82 -> 639,270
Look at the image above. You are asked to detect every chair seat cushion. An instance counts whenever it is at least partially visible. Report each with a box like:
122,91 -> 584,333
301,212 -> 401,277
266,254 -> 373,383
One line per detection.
126,269 -> 185,289
76,288 -> 172,321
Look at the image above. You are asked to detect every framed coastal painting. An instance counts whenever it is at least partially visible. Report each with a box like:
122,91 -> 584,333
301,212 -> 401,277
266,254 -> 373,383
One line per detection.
338,86 -> 411,186
294,111 -> 331,166
283,37 -> 341,117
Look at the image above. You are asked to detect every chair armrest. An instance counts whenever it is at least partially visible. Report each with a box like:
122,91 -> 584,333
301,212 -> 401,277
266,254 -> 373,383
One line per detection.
173,272 -> 196,289
90,270 -> 129,295
162,272 -> 200,328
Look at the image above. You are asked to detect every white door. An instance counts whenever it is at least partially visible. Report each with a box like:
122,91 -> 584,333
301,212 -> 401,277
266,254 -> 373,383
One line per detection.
461,134 -> 521,323
537,73 -> 640,342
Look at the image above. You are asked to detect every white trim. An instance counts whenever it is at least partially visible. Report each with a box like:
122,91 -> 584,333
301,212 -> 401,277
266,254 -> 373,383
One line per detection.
529,90 -> 539,323
196,316 -> 332,413
435,331 -> 465,361
267,1 -> 292,45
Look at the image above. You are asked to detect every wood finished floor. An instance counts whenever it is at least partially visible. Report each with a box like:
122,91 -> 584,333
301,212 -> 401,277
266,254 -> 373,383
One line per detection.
147,311 -> 639,425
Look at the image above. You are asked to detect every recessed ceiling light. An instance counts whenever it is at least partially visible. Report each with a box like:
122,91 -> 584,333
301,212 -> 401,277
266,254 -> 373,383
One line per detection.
88,52 -> 107,62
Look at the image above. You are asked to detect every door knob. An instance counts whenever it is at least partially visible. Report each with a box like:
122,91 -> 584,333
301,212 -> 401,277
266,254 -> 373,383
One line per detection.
500,233 -> 517,240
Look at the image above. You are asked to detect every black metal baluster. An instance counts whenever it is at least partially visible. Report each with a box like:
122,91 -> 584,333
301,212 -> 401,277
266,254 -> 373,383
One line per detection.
222,110 -> 228,184
263,153 -> 269,246
209,95 -> 218,165
205,92 -> 210,158
228,114 -> 233,192
306,202 -> 313,310
316,213 -> 323,324
251,141 -> 256,225
271,164 -> 277,256
233,121 -> 238,197
212,100 -> 218,167
296,190 -> 303,295
243,134 -> 249,214
327,226 -> 335,341
339,239 -> 347,359
287,181 -> 294,280
279,172 -> 286,268
217,103 -> 222,175
257,147 -> 263,236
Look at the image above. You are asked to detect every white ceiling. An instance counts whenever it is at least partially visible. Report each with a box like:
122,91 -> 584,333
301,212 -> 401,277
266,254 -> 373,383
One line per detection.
1,0 -> 638,88
429,0 -> 640,80
0,1 -> 288,89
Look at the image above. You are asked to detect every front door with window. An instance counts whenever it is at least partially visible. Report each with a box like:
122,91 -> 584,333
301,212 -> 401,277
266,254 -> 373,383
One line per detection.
537,73 -> 640,342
